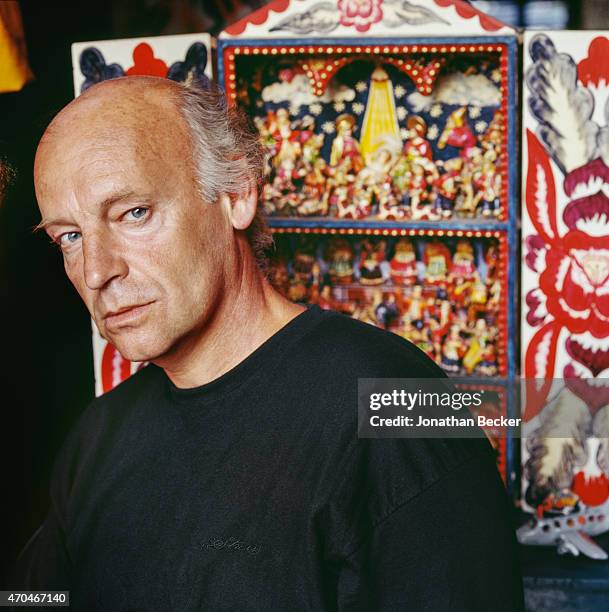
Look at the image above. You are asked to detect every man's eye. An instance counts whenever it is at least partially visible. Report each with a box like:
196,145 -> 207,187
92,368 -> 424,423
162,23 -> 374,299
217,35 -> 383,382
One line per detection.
58,231 -> 81,247
125,207 -> 149,221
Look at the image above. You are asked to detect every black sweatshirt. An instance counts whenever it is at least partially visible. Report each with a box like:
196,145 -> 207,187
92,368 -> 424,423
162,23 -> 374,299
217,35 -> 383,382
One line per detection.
15,305 -> 523,611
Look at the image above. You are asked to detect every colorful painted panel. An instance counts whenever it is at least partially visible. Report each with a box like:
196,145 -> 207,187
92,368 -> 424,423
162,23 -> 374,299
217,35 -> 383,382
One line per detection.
271,229 -> 507,376
226,43 -> 510,222
71,33 -> 212,95
70,33 -> 212,396
521,31 -> 609,517
219,0 -> 515,39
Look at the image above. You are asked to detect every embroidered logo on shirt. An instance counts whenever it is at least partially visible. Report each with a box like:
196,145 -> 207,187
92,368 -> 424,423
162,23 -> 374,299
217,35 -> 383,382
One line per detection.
204,536 -> 261,556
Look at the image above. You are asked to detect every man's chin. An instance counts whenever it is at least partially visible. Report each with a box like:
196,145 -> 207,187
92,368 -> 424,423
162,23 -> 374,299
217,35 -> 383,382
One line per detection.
107,334 -> 167,364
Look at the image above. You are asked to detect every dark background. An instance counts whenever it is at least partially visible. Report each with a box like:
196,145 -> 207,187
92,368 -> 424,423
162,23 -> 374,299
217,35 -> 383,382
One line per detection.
0,0 -> 600,586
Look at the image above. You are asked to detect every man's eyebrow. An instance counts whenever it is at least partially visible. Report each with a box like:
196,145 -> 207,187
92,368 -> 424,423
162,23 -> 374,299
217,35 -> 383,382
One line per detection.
33,190 -> 139,233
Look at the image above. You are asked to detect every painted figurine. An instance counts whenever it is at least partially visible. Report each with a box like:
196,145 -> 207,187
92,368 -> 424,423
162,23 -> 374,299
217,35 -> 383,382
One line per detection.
359,239 -> 387,286
405,284 -> 425,323
473,152 -> 502,217
375,293 -> 400,330
450,239 -> 477,283
434,158 -> 462,218
327,238 -> 355,285
324,157 -> 355,217
297,157 -> 327,216
463,318 -> 493,374
403,115 -> 433,162
389,238 -> 418,286
423,242 -> 451,287
438,106 -> 478,158
330,113 -> 363,173
441,324 -> 465,373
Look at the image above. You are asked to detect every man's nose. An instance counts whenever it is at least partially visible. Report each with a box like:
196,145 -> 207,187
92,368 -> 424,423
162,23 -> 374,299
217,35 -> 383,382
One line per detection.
82,232 -> 128,291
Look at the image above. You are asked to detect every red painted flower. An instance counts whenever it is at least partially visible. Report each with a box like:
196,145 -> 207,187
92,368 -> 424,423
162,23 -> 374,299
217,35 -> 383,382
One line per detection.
540,230 -> 609,337
524,130 -> 609,391
337,0 -> 383,33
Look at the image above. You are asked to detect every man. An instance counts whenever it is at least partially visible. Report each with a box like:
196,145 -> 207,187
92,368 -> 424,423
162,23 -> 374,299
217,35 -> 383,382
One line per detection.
16,77 -> 523,610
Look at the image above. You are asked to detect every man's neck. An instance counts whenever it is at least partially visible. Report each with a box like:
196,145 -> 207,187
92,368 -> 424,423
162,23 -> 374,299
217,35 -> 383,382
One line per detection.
155,240 -> 305,390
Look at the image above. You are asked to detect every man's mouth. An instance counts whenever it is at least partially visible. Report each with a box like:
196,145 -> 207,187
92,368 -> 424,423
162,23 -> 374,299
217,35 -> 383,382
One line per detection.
103,302 -> 155,328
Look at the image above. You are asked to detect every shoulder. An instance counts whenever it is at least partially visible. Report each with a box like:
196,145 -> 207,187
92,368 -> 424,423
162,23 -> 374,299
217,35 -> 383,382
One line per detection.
301,308 -> 445,379
49,365 -> 163,509
67,363 -> 162,442
323,433 -> 499,558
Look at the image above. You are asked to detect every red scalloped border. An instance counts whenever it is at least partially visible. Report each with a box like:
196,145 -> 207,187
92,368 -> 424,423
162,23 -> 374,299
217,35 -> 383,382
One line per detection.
433,0 -> 505,32
225,0 -> 290,36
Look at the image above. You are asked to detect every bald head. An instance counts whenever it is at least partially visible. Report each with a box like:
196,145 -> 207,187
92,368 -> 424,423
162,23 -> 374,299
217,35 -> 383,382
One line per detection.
35,77 -> 195,206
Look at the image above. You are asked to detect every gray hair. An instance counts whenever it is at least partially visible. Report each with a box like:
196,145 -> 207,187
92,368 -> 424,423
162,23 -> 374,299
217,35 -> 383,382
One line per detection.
174,83 -> 274,274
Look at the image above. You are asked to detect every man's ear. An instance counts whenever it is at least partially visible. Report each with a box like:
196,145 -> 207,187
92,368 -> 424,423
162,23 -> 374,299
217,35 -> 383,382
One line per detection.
225,180 -> 258,231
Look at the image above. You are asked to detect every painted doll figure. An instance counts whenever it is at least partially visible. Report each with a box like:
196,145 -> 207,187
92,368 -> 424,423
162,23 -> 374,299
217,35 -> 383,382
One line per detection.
450,239 -> 477,283
297,114 -> 316,148
423,242 -> 451,287
411,318 -> 435,358
298,157 -> 327,216
454,158 -> 476,216
390,153 -> 412,211
359,239 -> 387,286
431,296 -> 452,358
327,238 -> 355,285
272,157 -> 299,213
477,340 -> 498,376
405,284 -> 425,323
438,106 -> 478,158
463,318 -> 493,374
434,157 -> 462,218
324,156 -> 355,217
469,275 -> 489,320
354,147 -> 396,219
473,152 -> 502,217
407,161 -> 434,220
481,109 -> 504,161
441,324 -> 465,373
403,115 -> 433,162
375,293 -> 400,330
389,238 -> 418,286
376,181 -> 403,220
330,113 -> 363,173
270,107 -> 301,167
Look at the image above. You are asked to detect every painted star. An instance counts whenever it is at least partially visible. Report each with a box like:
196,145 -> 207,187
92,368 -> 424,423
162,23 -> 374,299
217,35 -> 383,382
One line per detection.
309,102 -> 322,115
352,102 -> 365,115
322,121 -> 335,134
355,81 -> 368,92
